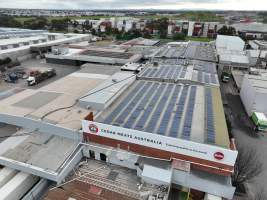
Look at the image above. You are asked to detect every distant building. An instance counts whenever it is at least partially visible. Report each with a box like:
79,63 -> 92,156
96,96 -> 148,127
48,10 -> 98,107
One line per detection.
216,35 -> 250,70
249,40 -> 267,50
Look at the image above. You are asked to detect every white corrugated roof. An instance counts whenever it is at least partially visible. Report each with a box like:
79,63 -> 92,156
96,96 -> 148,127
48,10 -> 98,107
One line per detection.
219,54 -> 249,64
141,165 -> 172,185
0,36 -> 46,46
216,35 -> 245,51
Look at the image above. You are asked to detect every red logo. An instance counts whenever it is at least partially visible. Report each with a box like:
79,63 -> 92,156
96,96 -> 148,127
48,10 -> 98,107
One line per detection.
89,124 -> 99,134
214,152 -> 224,160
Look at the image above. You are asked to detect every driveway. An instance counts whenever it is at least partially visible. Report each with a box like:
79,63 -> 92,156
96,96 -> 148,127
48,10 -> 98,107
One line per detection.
221,78 -> 267,198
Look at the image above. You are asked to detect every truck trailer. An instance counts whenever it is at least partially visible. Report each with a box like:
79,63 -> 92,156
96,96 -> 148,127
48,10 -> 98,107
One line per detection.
251,112 -> 267,132
27,68 -> 56,86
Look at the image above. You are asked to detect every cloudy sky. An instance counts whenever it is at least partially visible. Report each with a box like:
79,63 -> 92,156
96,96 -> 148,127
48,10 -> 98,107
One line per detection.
0,0 -> 265,10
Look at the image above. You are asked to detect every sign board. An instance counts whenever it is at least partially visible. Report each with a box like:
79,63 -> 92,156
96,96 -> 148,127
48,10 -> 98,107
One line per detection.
82,120 -> 238,166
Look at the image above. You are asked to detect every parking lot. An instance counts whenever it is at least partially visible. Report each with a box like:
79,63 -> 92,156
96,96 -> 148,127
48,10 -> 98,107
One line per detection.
220,77 -> 267,199
0,58 -> 79,98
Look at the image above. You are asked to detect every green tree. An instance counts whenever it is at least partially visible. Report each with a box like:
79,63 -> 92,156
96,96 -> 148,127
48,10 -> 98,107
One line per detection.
232,146 -> 263,190
218,25 -> 236,36
50,18 -> 71,31
143,30 -> 152,39
24,17 -> 48,29
173,33 -> 186,41
157,18 -> 168,39
0,15 -> 22,28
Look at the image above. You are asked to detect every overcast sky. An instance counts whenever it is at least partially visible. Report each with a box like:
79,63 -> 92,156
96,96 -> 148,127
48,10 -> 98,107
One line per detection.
0,0 -> 265,10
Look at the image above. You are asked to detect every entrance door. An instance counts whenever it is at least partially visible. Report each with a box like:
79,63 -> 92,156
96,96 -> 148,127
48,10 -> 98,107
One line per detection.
100,153 -> 107,162
89,150 -> 95,159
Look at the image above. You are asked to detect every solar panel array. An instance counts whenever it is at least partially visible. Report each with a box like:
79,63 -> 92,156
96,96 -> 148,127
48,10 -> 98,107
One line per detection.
205,88 -> 215,143
139,65 -> 186,81
185,42 -> 217,62
103,81 -> 200,140
139,64 -> 219,86
182,86 -> 197,140
155,46 -> 187,58
80,50 -> 134,59
155,59 -> 188,65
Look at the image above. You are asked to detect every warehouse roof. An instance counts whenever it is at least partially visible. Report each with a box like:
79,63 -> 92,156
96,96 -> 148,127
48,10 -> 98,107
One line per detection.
0,36 -> 46,46
121,37 -> 160,46
0,129 -> 78,173
138,61 -> 219,86
97,80 -> 229,148
79,72 -> 135,110
153,42 -> 216,62
219,54 -> 250,65
246,74 -> 267,93
216,35 -> 245,51
46,47 -> 142,65
0,68 -> 113,130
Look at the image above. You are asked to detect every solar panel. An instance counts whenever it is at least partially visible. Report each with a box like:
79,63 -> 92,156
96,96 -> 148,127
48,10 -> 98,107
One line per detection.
166,66 -> 176,79
172,66 -> 182,79
157,85 -> 181,135
141,68 -> 152,77
169,86 -> 189,138
134,84 -> 165,131
104,81 -> 144,124
206,88 -> 215,143
162,66 -> 172,79
210,73 -> 217,84
205,74 -> 210,84
145,84 -> 174,133
179,67 -> 187,79
124,83 -> 159,128
147,68 -> 158,77
113,82 -> 152,125
157,67 -> 170,79
181,86 -> 197,140
197,71 -> 203,82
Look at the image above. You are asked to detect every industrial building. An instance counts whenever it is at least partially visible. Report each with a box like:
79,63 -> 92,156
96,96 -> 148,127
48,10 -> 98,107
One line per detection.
216,35 -> 250,70
0,31 -> 238,200
121,37 -> 160,46
240,74 -> 267,117
45,45 -> 142,66
152,41 -> 217,63
0,27 -> 48,39
249,40 -> 267,50
0,33 -> 91,61
137,60 -> 219,86
81,79 -> 237,199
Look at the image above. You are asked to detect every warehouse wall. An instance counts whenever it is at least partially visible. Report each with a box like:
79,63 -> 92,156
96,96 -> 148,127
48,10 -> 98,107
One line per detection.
84,134 -> 234,176
240,75 -> 256,116
254,92 -> 267,116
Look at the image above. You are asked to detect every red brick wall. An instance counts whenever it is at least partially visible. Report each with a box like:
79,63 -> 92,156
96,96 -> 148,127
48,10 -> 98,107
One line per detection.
84,133 -> 233,176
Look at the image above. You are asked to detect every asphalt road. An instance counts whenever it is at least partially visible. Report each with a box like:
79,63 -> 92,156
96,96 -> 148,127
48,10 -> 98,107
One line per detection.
221,77 -> 267,199
1,58 -> 79,90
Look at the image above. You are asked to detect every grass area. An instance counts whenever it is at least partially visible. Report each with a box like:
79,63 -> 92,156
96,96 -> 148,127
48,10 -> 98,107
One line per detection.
179,11 -> 224,22
185,36 -> 214,42
151,35 -> 214,43
93,40 -> 114,46
14,15 -> 105,23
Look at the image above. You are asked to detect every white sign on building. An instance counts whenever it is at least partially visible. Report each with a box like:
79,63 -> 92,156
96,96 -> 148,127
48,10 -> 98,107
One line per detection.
82,120 -> 238,166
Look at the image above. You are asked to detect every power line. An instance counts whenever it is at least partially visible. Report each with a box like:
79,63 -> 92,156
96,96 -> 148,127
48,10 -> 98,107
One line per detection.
40,74 -> 136,120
